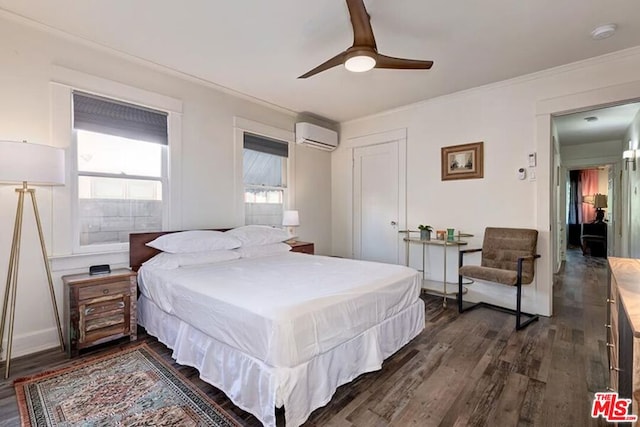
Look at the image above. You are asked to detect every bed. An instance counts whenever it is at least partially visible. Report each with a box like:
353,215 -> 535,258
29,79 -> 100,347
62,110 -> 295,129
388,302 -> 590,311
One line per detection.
130,230 -> 425,427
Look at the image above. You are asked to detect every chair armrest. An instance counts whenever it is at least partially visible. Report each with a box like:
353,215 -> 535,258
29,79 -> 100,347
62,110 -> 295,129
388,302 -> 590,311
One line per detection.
459,248 -> 482,267
516,254 -> 541,280
460,248 -> 483,254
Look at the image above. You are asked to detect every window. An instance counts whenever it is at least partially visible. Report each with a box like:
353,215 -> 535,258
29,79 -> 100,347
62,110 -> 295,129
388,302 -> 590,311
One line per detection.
73,92 -> 168,249
243,132 -> 288,226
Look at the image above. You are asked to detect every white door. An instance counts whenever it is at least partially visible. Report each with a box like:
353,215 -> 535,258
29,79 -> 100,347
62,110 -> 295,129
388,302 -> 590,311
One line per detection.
353,141 -> 400,263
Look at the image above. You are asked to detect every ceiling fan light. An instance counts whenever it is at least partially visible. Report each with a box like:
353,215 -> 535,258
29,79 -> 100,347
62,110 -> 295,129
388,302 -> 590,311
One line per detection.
345,55 -> 376,73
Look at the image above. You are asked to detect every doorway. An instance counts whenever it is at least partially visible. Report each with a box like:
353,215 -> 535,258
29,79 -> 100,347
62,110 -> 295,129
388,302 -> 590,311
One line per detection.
564,166 -> 612,258
535,77 -> 640,316
552,101 -> 640,270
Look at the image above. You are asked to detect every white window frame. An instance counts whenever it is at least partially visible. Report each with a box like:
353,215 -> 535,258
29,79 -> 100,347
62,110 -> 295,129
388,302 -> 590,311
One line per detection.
233,117 -> 295,225
50,66 -> 183,256
72,127 -> 169,253
244,142 -> 288,205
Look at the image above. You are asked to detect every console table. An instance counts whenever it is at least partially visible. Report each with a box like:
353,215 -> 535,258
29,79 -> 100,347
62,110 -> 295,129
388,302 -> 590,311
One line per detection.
607,257 -> 640,421
400,230 -> 473,308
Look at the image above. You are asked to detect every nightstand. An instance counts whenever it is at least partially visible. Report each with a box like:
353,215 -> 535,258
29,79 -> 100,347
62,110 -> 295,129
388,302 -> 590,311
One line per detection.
289,241 -> 314,254
62,269 -> 137,357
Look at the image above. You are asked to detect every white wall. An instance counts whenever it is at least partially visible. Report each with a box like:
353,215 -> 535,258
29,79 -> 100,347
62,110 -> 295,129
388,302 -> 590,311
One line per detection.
333,47 -> 640,317
295,145 -> 332,255
560,140 -> 622,167
0,16 -> 331,357
622,109 -> 640,257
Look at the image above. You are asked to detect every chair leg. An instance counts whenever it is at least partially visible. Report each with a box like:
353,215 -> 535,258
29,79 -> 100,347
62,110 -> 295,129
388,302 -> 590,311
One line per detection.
516,280 -> 522,329
457,277 -> 539,330
515,281 -> 539,331
458,274 -> 481,314
458,274 -> 463,313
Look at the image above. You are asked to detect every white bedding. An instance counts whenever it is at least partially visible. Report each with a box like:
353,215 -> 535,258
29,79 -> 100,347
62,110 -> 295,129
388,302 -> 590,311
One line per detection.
137,252 -> 425,426
138,252 -> 421,368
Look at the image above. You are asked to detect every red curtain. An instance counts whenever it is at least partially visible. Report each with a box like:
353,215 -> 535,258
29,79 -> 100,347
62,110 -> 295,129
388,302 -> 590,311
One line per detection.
580,169 -> 599,223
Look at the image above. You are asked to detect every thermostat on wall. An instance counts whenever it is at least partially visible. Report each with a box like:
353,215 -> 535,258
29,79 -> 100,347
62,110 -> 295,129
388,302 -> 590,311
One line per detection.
517,168 -> 526,180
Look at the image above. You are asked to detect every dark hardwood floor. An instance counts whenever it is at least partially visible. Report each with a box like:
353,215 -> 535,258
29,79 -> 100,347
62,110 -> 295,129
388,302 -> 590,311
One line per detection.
0,249 -> 608,426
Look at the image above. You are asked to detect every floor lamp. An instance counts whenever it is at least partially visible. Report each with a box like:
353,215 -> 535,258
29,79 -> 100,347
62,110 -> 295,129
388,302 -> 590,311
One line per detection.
0,140 -> 65,379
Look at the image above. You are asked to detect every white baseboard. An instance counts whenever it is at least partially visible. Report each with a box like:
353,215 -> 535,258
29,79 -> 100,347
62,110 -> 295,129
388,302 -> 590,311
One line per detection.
1,326 -> 62,361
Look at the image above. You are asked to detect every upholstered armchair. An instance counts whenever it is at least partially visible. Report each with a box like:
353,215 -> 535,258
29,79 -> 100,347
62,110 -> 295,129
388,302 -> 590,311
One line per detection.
458,227 -> 540,330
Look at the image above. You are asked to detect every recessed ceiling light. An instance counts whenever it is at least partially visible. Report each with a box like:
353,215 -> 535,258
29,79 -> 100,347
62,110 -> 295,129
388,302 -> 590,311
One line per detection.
584,116 -> 598,122
591,24 -> 617,40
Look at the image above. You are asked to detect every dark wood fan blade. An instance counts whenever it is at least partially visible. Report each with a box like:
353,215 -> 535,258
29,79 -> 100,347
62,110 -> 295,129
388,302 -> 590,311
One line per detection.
346,0 -> 376,48
375,54 -> 434,70
298,51 -> 347,79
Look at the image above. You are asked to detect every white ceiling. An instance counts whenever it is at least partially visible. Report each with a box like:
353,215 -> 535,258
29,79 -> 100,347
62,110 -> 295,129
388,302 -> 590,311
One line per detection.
2,0 -> 640,122
554,103 -> 640,146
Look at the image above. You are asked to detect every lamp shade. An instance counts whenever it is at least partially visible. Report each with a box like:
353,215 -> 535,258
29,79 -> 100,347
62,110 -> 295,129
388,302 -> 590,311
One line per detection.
282,210 -> 300,227
594,194 -> 608,209
0,140 -> 65,185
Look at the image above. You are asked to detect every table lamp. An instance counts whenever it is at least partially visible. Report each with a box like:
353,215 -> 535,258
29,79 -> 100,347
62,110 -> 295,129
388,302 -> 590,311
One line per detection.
282,210 -> 300,242
0,140 -> 66,378
593,193 -> 607,223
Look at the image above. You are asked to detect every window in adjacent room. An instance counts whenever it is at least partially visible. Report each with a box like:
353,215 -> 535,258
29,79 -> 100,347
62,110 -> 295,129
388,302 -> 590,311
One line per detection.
73,91 -> 168,249
243,132 -> 288,226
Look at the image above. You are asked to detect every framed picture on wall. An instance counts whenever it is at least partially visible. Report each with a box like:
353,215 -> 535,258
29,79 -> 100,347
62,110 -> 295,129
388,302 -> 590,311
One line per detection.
441,141 -> 484,181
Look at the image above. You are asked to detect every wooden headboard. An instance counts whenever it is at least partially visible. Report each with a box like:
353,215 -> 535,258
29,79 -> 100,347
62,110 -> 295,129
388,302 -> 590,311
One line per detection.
129,229 -> 230,271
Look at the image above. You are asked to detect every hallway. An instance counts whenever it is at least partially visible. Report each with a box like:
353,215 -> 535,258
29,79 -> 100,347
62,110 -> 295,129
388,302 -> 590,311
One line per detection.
542,247 -> 608,425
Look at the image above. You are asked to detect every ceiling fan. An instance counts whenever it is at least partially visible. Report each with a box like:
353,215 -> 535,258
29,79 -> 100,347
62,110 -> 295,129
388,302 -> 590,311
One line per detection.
298,0 -> 433,79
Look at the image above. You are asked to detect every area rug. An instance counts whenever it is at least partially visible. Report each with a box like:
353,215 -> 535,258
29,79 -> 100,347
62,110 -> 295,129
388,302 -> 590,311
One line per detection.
14,343 -> 241,427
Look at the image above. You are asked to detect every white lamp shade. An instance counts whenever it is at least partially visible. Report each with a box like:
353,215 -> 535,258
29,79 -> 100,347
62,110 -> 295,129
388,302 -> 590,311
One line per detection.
0,140 -> 65,185
282,210 -> 300,227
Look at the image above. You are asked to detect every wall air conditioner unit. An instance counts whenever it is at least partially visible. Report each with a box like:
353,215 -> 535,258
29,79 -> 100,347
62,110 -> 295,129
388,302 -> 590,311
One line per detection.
295,122 -> 338,151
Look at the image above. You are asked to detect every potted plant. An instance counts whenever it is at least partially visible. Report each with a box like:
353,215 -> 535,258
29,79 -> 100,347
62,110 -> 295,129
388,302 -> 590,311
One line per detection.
418,225 -> 433,240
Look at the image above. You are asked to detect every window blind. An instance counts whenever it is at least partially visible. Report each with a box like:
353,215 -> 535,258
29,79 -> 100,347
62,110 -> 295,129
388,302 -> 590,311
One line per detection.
243,132 -> 288,158
73,92 -> 168,145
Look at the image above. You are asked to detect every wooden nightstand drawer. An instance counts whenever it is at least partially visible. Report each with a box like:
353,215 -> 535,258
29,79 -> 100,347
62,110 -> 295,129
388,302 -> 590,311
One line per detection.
78,280 -> 130,300
84,324 -> 129,346
85,312 -> 125,332
83,298 -> 126,318
63,269 -> 137,357
290,241 -> 314,254
83,295 -> 127,333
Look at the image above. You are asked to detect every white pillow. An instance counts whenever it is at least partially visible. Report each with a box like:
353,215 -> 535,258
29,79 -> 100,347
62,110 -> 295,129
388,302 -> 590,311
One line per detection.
146,230 -> 241,253
226,225 -> 290,247
234,243 -> 292,259
142,250 -> 241,269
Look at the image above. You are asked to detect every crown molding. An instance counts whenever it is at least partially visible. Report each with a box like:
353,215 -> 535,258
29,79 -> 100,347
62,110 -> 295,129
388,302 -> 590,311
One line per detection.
344,45 -> 640,125
0,8 -> 297,118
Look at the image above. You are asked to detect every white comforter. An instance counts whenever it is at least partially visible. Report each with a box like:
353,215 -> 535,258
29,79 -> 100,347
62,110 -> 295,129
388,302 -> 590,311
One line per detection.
138,252 -> 421,368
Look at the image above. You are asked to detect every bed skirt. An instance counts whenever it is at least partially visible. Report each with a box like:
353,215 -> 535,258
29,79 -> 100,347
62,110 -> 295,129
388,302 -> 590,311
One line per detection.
138,294 -> 425,427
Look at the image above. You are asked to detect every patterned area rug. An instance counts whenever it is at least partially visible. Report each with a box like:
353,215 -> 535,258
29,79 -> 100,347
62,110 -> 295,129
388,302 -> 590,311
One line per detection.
14,343 -> 240,427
